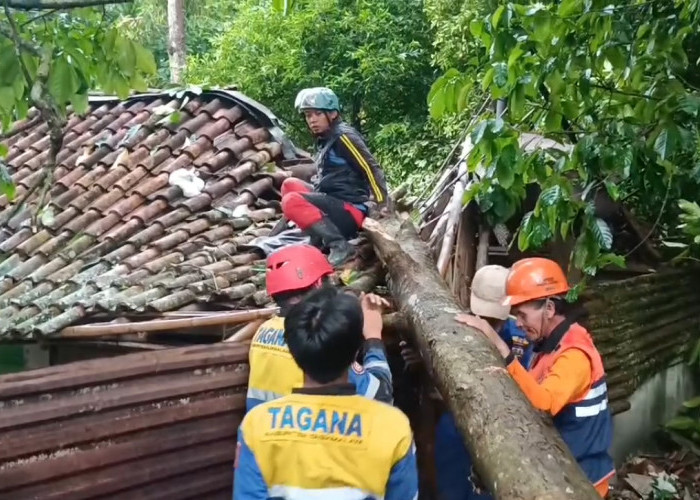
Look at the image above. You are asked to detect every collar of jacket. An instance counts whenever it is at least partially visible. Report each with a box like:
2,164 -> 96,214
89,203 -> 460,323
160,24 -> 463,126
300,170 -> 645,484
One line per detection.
292,383 -> 356,396
533,316 -> 575,354
316,119 -> 344,144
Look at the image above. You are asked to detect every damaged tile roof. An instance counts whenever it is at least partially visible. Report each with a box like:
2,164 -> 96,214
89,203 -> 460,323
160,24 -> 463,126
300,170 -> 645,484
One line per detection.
0,90 -> 315,339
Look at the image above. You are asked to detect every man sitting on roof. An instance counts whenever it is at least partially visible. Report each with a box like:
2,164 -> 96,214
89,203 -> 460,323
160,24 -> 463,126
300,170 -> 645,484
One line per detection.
235,286 -> 418,500
246,244 -> 393,413
280,87 -> 391,267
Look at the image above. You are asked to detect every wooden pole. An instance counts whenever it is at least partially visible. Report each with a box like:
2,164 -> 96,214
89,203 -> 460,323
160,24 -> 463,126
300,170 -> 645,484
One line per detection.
58,308 -> 278,338
363,216 -> 599,500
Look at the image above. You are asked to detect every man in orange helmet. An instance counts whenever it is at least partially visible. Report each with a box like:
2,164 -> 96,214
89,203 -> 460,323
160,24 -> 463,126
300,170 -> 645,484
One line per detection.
456,257 -> 614,497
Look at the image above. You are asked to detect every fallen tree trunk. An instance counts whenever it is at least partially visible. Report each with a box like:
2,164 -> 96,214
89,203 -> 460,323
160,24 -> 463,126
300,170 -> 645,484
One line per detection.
363,216 -> 599,500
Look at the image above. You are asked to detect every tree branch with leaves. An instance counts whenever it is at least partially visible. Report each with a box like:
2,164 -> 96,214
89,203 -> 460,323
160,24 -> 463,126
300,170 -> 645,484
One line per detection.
428,0 -> 700,281
0,2 -> 156,223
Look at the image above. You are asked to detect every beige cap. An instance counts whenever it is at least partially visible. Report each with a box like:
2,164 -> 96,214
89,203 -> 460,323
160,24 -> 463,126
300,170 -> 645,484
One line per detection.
470,265 -> 511,320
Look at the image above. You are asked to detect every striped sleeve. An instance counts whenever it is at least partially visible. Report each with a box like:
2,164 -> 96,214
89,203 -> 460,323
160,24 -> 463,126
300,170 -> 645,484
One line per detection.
385,440 -> 419,500
233,426 -> 268,500
349,339 -> 393,404
336,132 -> 389,204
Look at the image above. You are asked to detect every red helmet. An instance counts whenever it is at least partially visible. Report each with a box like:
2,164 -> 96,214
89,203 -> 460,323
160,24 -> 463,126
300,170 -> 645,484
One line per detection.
266,244 -> 333,296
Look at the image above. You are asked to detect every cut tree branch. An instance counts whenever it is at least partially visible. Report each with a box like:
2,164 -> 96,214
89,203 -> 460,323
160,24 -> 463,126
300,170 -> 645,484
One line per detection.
3,1 -> 66,224
364,216 -> 600,500
5,0 -> 131,9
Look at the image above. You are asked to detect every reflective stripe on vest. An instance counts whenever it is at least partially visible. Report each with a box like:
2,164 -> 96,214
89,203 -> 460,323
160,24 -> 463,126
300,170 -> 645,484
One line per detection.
529,323 -> 615,485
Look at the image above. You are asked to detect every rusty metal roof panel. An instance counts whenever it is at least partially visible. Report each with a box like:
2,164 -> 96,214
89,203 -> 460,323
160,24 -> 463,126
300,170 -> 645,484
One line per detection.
0,343 -> 249,500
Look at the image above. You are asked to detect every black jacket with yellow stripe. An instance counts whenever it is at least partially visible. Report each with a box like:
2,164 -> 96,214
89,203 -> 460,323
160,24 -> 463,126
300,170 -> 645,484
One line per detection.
313,121 -> 390,209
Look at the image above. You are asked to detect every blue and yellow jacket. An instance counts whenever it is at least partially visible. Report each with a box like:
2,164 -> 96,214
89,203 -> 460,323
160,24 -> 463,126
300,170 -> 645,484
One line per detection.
234,385 -> 419,500
314,121 -> 389,210
246,316 -> 393,412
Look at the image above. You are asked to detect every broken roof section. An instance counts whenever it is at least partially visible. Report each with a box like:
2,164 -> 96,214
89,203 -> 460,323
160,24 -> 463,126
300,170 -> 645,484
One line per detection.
0,89 -> 315,339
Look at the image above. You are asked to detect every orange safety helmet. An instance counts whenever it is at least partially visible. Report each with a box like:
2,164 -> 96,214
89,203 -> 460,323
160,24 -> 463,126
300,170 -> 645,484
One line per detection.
504,257 -> 570,306
266,244 -> 333,297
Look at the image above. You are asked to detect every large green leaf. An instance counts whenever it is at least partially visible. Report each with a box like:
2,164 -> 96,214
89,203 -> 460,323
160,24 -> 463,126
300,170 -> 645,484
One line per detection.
71,92 -> 89,115
653,125 -> 679,161
48,57 -> 80,105
544,108 -> 561,132
496,144 -> 516,189
666,416 -> 696,431
0,87 -> 15,115
133,42 -> 157,75
682,396 -> 700,409
591,218 -> 613,250
510,83 -> 526,121
540,185 -> 563,206
0,49 -> 20,87
493,62 -> 508,88
558,0 -> 580,17
518,211 -> 534,251
115,36 -> 137,77
471,121 -> 489,145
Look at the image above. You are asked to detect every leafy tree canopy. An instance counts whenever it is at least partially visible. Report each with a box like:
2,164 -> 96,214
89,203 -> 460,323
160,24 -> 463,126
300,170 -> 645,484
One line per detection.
0,4 -> 156,209
187,0 -> 436,146
429,0 -> 700,275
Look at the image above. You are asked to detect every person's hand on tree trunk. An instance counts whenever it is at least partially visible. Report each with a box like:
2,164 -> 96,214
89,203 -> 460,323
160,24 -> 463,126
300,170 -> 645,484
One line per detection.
360,292 -> 389,340
399,340 -> 422,372
455,313 -> 511,359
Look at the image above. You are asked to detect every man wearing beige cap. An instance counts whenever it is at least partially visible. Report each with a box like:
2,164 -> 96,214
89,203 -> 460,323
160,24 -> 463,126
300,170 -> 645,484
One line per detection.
461,264 -> 532,366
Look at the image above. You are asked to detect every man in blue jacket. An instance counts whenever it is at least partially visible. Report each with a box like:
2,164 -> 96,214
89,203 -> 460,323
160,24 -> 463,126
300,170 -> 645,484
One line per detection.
235,287 -> 418,500
280,87 -> 391,267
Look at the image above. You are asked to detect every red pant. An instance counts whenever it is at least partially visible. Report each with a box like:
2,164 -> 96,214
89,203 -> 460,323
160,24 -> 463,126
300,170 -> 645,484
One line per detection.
280,178 -> 365,237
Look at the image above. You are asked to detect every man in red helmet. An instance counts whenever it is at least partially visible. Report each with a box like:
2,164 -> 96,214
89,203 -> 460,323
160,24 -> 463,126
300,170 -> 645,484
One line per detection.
456,258 -> 614,497
246,244 -> 393,412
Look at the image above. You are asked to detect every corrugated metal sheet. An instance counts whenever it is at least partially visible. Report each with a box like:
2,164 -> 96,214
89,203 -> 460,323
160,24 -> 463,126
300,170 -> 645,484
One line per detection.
0,342 -> 249,500
583,267 -> 700,414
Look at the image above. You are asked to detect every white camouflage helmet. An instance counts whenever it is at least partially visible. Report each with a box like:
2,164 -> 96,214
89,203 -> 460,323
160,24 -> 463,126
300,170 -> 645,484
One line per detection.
294,87 -> 340,112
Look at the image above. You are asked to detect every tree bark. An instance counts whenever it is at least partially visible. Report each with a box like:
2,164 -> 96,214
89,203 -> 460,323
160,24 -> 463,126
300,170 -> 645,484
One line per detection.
167,0 -> 186,84
363,216 -> 600,500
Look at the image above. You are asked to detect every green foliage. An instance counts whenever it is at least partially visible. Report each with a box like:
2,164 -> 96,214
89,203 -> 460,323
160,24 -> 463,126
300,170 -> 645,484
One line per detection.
689,337 -> 700,368
0,8 -> 156,127
429,0 -> 700,275
0,7 -> 157,208
677,199 -> 700,245
372,114 -> 468,189
665,400 -> 700,447
188,0 -> 436,145
649,473 -> 681,500
424,0 -> 495,70
109,0 -> 239,85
